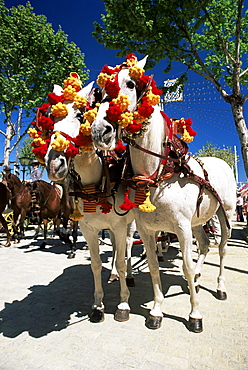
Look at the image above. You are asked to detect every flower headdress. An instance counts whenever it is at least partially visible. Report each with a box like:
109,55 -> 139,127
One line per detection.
28,73 -> 96,164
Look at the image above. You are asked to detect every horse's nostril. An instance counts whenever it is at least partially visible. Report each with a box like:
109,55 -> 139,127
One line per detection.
103,125 -> 112,137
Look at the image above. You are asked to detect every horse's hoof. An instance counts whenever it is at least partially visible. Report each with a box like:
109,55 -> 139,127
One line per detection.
145,315 -> 162,330
157,255 -> 164,262
67,253 -> 76,259
195,284 -> 200,293
108,274 -> 119,283
217,290 -> 227,300
188,317 -> 203,333
89,308 -> 104,323
126,277 -> 135,287
114,308 -> 130,322
4,242 -> 11,247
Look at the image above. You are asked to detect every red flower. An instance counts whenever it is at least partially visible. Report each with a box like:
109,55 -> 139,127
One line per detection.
106,103 -> 122,121
73,134 -> 92,147
138,99 -> 154,118
38,116 -> 54,130
39,103 -> 50,114
126,122 -> 142,133
65,143 -> 79,158
48,92 -> 65,105
105,76 -> 120,98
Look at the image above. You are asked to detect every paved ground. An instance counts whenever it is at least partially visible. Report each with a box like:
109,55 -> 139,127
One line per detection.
0,218 -> 247,370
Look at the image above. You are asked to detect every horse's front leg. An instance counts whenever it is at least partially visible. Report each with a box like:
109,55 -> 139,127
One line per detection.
138,230 -> 164,330
0,214 -> 11,247
80,223 -> 104,323
178,227 -> 203,333
108,230 -> 118,283
113,229 -> 131,322
40,219 -> 48,249
67,220 -> 78,259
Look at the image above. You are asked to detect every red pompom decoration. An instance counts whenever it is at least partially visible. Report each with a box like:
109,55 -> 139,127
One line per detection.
106,103 -> 122,121
119,189 -> 136,211
105,76 -> 120,98
126,122 -> 142,133
48,92 -> 65,105
39,103 -> 50,114
115,140 -> 126,154
73,134 -> 92,147
138,100 -> 154,118
65,143 -> 79,158
38,116 -> 54,130
101,65 -> 116,75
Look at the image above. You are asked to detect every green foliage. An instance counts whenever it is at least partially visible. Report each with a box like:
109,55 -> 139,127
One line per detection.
0,1 -> 89,122
194,141 -> 235,167
93,0 -> 248,87
20,137 -> 35,160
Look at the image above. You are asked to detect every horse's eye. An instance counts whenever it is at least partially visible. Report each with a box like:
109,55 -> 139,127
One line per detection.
76,113 -> 82,119
126,81 -> 135,89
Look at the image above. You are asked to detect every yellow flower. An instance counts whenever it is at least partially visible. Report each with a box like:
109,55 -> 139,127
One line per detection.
51,131 -> 70,151
74,94 -> 87,108
63,73 -> 82,91
118,112 -> 133,127
146,88 -> 160,106
96,72 -> 112,88
112,94 -> 130,112
79,122 -> 91,136
28,128 -> 39,138
33,137 -> 46,147
83,107 -> 98,124
63,85 -> 76,101
51,102 -> 68,117
129,65 -> 144,80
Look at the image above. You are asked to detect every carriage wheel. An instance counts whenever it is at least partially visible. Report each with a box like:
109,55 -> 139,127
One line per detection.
2,210 -> 14,235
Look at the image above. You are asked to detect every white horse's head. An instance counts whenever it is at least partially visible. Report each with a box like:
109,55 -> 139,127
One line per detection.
91,56 -> 148,151
44,81 -> 95,181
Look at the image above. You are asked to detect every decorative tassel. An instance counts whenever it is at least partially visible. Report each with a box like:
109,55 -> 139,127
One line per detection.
119,189 -> 136,211
98,201 -> 112,214
69,200 -> 84,221
182,125 -> 193,143
138,189 -> 156,213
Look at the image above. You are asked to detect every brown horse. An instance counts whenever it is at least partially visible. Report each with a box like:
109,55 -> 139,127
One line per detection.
0,182 -> 12,247
32,180 -> 78,257
3,172 -> 32,243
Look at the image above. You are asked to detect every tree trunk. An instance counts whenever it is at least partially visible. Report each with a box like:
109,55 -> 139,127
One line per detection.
3,123 -> 12,167
230,101 -> 248,180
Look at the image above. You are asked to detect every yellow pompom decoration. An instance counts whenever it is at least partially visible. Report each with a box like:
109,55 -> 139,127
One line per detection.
112,94 -> 130,112
51,102 -> 69,118
63,85 -> 76,101
83,107 -> 98,124
138,189 -> 156,213
133,111 -> 147,124
74,94 -> 87,109
182,126 -> 194,143
33,137 -> 46,147
80,142 -> 94,153
63,72 -> 82,91
118,112 -> 133,128
79,122 -> 91,136
28,128 -> 39,138
129,65 -> 144,80
126,55 -> 138,67
146,88 -> 161,106
96,72 -> 112,88
51,131 -> 70,151
69,200 -> 84,221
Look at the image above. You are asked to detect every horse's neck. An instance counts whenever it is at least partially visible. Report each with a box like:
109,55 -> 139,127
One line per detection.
130,107 -> 165,177
10,176 -> 23,195
74,151 -> 102,186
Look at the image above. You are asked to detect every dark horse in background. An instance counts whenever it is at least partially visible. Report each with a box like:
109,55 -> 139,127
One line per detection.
3,172 -> 32,244
0,182 -> 12,247
32,180 -> 78,258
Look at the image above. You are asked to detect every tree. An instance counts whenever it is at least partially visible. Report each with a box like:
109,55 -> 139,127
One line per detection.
0,1 -> 89,166
93,0 -> 248,178
194,141 -> 235,167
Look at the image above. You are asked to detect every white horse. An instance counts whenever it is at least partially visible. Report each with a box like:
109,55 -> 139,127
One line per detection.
91,56 -> 236,332
44,81 -> 135,322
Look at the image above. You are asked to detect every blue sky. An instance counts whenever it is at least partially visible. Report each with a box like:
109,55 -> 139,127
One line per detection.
2,0 -> 248,183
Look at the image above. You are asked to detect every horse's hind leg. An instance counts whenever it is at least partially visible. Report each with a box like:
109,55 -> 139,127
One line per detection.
40,219 -> 48,249
192,225 -> 210,292
215,208 -> 231,300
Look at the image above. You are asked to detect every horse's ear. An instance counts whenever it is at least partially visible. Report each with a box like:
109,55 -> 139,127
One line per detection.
77,81 -> 94,98
136,55 -> 148,70
53,84 -> 63,95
